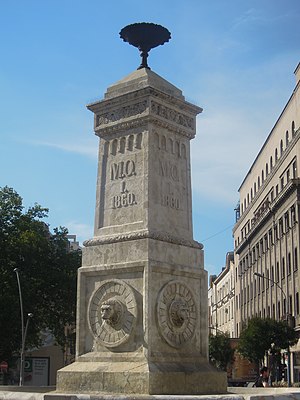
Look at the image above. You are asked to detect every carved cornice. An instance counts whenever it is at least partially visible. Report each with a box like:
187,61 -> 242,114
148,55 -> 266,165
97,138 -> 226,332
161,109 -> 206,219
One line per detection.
84,229 -> 203,249
96,100 -> 148,126
88,86 -> 202,116
95,114 -> 196,139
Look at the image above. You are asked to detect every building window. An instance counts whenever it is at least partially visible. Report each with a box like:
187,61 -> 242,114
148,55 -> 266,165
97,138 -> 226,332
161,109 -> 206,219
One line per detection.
295,247 -> 298,271
288,252 -> 291,275
296,293 -> 299,315
287,169 -> 290,183
278,301 -> 281,319
282,257 -> 285,278
264,235 -> 268,250
271,265 -> 274,283
276,184 -> 279,196
293,160 -> 297,178
262,170 -> 264,183
286,130 -> 289,147
279,218 -> 284,237
292,121 -> 295,137
276,262 -> 280,282
283,298 -> 286,315
285,212 -> 290,231
260,239 -> 264,254
270,156 -> 273,170
291,205 -> 296,225
281,176 -> 284,190
266,163 -> 269,176
269,229 -> 273,245
275,148 -> 278,161
258,176 -> 260,189
274,224 -> 278,241
289,295 -> 293,315
280,140 -> 284,155
272,304 -> 275,318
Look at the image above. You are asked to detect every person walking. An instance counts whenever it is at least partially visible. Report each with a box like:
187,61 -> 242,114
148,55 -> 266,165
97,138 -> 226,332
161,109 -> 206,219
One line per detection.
253,366 -> 270,387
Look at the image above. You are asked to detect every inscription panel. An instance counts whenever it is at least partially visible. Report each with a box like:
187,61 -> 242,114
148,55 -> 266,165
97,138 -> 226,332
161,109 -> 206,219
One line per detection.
98,132 -> 144,230
151,131 -> 191,236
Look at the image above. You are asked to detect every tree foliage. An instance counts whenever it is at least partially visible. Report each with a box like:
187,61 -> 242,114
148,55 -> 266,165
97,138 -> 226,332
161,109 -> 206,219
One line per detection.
0,186 -> 81,362
238,317 -> 298,365
209,332 -> 235,371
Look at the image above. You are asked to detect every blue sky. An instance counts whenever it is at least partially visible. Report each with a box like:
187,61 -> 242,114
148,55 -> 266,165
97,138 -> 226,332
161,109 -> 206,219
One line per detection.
1,0 -> 299,277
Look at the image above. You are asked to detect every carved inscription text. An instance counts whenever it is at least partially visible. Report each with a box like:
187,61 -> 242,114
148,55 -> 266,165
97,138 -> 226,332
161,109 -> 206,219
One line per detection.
151,101 -> 193,129
97,101 -> 147,126
159,160 -> 180,210
110,159 -> 137,209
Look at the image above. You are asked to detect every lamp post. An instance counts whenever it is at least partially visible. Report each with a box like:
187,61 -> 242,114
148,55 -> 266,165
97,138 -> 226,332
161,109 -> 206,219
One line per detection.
13,268 -> 33,386
253,272 -> 291,386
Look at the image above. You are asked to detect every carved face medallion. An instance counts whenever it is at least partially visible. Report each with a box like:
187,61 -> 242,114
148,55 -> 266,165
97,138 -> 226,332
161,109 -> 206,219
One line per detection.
88,279 -> 137,348
156,280 -> 197,348
100,298 -> 124,328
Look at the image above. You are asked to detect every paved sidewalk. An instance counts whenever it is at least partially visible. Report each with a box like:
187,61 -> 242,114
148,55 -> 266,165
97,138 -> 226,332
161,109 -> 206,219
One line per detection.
0,386 -> 299,400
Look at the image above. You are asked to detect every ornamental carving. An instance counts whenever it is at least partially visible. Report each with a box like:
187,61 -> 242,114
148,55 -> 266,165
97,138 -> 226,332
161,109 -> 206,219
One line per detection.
151,101 -> 193,129
88,279 -> 137,348
83,229 -> 203,249
96,101 -> 148,126
156,280 -> 197,348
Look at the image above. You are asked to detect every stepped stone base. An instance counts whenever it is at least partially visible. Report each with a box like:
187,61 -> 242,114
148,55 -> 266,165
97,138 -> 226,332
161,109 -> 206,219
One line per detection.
56,360 -> 227,395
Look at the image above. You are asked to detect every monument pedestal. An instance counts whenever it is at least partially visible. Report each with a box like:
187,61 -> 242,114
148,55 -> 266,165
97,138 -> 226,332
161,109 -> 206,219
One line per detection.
57,68 -> 226,395
57,359 -> 226,395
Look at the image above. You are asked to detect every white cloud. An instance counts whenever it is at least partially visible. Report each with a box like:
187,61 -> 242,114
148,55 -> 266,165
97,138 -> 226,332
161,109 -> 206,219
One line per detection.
188,54 -> 298,205
191,107 -> 266,204
65,221 -> 93,245
30,138 -> 98,159
231,8 -> 263,30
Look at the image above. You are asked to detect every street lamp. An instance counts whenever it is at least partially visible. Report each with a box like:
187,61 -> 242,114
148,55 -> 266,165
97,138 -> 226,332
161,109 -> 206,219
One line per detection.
13,268 -> 33,386
253,271 -> 291,386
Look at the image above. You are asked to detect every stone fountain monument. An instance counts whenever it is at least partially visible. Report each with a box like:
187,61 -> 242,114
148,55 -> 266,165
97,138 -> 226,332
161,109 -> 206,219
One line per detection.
56,23 -> 227,395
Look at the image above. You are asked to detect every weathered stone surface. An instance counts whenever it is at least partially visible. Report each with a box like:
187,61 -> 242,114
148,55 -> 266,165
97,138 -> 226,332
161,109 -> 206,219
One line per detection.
56,67 -> 226,394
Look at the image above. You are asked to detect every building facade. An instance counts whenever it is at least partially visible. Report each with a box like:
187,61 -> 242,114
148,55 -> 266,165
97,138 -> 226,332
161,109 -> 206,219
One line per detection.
232,63 -> 300,381
208,252 -> 235,337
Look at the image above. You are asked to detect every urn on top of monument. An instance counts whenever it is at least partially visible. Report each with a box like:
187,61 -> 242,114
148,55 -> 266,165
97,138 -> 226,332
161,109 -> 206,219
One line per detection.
119,22 -> 171,70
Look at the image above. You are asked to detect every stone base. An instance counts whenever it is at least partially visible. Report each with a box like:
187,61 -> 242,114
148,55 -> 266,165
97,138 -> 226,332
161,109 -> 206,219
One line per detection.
56,360 -> 227,395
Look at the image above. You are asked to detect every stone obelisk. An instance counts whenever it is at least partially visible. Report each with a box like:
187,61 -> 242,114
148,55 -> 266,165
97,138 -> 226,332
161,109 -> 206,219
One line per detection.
57,24 -> 226,395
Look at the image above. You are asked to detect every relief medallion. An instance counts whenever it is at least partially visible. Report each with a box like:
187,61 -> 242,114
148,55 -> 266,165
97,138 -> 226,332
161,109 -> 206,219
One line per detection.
156,280 -> 197,348
88,279 -> 137,348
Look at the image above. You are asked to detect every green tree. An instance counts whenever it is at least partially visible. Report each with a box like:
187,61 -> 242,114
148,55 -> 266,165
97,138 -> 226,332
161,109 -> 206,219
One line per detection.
209,332 -> 235,371
0,186 -> 81,362
238,317 -> 298,365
